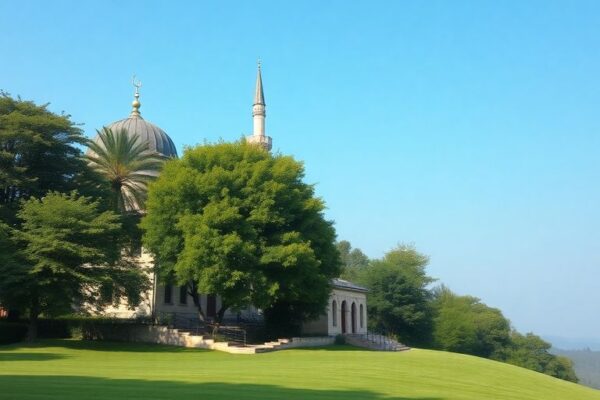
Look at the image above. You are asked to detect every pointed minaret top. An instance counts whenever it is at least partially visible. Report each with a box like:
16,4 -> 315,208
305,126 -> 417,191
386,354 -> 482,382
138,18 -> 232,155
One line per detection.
248,60 -> 271,151
254,60 -> 265,106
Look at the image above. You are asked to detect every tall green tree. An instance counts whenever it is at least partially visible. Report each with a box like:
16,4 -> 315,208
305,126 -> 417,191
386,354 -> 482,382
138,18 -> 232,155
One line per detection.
85,127 -> 166,213
359,245 -> 434,346
0,192 -> 148,339
431,285 -> 511,358
141,141 -> 340,333
0,92 -> 89,223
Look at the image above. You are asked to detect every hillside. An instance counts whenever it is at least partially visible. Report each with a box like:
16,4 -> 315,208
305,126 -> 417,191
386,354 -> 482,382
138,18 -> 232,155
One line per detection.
553,348 -> 600,390
0,340 -> 599,400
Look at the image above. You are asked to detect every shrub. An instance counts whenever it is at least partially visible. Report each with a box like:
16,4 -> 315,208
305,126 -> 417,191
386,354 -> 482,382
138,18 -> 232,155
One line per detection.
0,321 -> 28,344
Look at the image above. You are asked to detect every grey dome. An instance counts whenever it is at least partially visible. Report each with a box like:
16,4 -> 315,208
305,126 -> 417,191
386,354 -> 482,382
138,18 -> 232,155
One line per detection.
103,116 -> 178,158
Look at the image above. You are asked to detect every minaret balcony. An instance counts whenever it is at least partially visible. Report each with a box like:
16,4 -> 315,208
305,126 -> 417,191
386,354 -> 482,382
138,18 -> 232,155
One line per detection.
246,134 -> 272,151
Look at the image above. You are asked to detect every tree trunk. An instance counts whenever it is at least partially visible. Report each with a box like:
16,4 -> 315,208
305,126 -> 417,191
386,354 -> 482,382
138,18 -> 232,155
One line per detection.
216,305 -> 227,324
27,298 -> 40,341
210,305 -> 229,337
189,283 -> 206,322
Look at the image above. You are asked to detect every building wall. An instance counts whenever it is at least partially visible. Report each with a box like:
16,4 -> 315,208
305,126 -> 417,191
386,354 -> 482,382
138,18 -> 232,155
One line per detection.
301,313 -> 329,335
95,249 -> 154,318
96,249 -> 257,322
99,251 -> 367,335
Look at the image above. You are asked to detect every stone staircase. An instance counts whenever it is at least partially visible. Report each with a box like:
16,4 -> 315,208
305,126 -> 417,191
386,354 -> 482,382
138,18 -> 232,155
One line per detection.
105,323 -> 407,354
170,328 -> 335,354
345,333 -> 410,351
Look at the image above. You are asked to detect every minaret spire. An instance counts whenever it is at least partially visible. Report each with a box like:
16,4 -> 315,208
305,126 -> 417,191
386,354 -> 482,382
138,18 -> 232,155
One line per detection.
247,60 -> 272,151
130,75 -> 143,118
254,60 -> 265,107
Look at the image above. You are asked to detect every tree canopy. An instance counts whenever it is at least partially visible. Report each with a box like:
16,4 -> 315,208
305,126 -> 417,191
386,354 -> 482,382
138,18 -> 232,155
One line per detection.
337,240 -> 369,281
356,245 -> 434,346
0,93 -> 90,223
86,127 -> 166,213
0,192 -> 148,338
498,331 -> 578,383
141,141 -> 340,331
431,285 -> 511,358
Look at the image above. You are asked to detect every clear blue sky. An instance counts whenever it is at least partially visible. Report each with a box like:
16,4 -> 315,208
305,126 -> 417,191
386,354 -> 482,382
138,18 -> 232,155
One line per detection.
1,1 -> 599,344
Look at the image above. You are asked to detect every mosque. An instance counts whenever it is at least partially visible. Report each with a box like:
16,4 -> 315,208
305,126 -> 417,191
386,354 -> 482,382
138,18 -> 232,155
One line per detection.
93,64 -> 367,336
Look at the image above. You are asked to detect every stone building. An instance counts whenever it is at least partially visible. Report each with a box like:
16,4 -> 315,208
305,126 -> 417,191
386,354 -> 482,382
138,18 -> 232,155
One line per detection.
93,64 -> 367,336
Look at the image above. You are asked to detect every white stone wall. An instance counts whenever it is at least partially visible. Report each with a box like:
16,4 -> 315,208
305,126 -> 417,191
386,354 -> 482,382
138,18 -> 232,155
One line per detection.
93,249 -> 155,318
327,288 -> 368,335
302,287 -> 368,336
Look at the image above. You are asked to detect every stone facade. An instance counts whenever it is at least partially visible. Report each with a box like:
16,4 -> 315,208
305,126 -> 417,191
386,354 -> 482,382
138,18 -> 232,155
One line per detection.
302,279 -> 368,336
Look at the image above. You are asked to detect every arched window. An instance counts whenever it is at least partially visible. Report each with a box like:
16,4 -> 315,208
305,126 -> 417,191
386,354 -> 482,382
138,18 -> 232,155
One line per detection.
332,300 -> 337,327
360,304 -> 364,328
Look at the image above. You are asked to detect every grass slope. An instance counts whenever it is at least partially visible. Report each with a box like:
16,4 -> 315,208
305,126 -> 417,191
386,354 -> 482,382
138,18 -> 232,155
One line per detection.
1,340 -> 599,400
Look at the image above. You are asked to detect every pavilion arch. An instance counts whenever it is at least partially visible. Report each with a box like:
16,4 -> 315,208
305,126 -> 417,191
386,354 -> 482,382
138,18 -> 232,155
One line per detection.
351,302 -> 357,334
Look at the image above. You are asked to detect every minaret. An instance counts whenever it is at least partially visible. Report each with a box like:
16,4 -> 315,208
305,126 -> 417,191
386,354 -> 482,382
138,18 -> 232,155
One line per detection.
246,61 -> 272,151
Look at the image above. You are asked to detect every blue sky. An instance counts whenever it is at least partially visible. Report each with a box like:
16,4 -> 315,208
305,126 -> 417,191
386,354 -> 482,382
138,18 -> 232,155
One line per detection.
1,1 -> 599,343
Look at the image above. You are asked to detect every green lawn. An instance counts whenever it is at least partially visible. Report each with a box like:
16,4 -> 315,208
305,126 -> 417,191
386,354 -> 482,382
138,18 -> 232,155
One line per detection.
1,340 -> 599,400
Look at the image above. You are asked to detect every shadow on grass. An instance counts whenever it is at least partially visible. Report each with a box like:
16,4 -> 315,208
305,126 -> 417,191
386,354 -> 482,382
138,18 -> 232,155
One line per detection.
0,352 -> 67,361
12,339 -> 207,353
0,375 -> 442,400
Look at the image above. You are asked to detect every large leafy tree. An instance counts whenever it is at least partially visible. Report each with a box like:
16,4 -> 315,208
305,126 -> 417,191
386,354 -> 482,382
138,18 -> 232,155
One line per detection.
0,192 -> 148,339
358,245 -> 434,346
141,141 -> 340,332
85,127 -> 166,213
0,92 -> 91,223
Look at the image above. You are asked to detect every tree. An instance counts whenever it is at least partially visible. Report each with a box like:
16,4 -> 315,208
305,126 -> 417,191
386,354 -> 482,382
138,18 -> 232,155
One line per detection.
497,331 -> 578,382
141,141 -> 340,333
0,92 -> 88,224
431,285 -> 510,358
336,240 -> 369,281
0,192 -> 148,339
85,127 -> 166,213
359,245 -> 434,346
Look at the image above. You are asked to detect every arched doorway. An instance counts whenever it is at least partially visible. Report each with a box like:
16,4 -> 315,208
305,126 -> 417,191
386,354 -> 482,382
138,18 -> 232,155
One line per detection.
341,301 -> 347,334
351,302 -> 357,334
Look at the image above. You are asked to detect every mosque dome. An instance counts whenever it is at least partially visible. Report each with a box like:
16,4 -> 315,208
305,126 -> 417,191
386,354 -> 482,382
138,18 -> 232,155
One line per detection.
90,82 -> 178,158
104,116 -> 178,158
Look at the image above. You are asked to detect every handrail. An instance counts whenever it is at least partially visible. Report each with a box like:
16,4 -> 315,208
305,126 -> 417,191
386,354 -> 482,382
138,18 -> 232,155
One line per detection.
157,312 -> 247,346
349,331 -> 404,351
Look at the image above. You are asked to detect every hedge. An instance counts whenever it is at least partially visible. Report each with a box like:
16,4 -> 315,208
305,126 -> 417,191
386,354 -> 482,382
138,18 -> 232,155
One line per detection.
0,321 -> 28,344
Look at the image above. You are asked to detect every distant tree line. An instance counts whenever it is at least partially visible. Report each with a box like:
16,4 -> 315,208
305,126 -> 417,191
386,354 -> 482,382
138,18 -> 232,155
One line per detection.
336,240 -> 578,383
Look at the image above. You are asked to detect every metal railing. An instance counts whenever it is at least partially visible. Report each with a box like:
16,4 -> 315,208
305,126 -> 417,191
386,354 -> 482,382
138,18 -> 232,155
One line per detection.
157,312 -> 247,346
348,331 -> 405,351
213,325 -> 247,346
